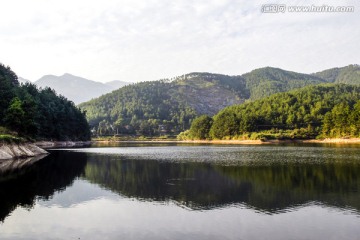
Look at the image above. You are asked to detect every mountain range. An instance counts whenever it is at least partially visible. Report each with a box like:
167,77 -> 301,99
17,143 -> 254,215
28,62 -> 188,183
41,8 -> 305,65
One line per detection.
21,64 -> 360,107
20,74 -> 130,104
78,64 -> 360,135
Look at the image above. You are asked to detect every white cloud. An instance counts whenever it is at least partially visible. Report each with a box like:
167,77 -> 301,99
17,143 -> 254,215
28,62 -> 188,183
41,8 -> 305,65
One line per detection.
0,0 -> 359,82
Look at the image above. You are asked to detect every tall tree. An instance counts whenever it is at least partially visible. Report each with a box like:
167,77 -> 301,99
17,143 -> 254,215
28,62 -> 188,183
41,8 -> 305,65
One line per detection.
4,97 -> 25,134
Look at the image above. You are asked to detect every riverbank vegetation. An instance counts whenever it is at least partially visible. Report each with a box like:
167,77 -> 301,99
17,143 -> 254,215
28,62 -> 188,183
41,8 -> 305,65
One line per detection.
0,63 -> 91,141
179,84 -> 360,140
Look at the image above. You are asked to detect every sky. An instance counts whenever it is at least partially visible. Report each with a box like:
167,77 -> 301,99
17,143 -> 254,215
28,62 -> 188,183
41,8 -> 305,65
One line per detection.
1,0 -> 359,83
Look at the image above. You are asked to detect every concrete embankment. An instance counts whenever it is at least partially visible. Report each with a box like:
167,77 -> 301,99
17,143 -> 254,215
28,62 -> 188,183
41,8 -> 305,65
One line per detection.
0,143 -> 48,160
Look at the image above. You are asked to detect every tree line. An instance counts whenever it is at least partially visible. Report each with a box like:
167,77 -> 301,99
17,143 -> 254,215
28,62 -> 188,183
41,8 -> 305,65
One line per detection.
179,84 -> 360,140
0,63 -> 90,141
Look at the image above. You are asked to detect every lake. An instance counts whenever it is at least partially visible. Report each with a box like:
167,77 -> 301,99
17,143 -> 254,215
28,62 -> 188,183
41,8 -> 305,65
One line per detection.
1,143 -> 360,240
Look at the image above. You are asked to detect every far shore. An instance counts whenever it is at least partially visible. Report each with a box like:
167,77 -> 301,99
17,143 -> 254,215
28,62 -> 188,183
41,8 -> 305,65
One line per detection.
303,138 -> 360,144
35,141 -> 91,149
92,138 -> 360,145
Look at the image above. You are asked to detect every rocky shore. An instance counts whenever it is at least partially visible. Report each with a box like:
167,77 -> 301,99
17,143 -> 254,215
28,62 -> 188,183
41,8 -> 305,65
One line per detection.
0,140 -> 91,161
0,143 -> 48,160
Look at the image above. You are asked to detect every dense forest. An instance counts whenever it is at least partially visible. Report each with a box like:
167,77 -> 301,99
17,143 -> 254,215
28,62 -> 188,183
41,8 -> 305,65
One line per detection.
242,67 -> 327,100
81,66 -> 359,137
0,63 -> 90,141
79,80 -> 198,136
180,84 -> 360,140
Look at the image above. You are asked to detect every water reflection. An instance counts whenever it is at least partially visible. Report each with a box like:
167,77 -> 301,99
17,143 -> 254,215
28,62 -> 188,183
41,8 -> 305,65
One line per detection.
83,151 -> 360,213
0,152 -> 86,222
0,154 -> 47,174
1,144 -> 360,224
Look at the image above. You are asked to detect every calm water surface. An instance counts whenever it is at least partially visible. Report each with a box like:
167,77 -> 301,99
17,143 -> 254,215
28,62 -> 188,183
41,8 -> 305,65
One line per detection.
1,143 -> 360,240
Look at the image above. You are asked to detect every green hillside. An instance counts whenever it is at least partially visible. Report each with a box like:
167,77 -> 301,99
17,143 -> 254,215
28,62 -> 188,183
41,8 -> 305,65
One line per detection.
80,65 -> 360,137
182,84 -> 360,140
79,80 -> 197,136
0,63 -> 90,141
313,64 -> 360,84
79,73 -> 248,136
243,67 -> 326,100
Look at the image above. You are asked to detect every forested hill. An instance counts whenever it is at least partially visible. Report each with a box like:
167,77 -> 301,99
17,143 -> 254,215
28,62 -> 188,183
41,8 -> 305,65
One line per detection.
242,67 -> 326,100
181,84 -> 360,140
313,64 -> 360,84
79,65 -> 359,136
79,73 -> 251,136
0,63 -> 90,141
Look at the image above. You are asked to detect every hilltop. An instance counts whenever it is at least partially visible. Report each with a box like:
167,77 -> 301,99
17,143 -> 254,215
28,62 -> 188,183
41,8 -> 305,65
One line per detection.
312,64 -> 360,84
243,67 -> 326,100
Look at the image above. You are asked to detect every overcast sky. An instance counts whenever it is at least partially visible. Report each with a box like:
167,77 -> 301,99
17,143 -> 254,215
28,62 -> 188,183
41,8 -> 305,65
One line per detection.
1,0 -> 359,83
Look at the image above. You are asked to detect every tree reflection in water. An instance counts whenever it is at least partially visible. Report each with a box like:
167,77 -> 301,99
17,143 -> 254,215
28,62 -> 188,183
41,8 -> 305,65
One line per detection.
1,145 -> 360,224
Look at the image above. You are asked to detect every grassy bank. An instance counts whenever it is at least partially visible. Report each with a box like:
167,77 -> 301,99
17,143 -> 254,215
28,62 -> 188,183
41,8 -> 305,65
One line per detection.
92,135 -> 178,142
92,132 -> 360,145
0,127 -> 25,144
181,138 -> 360,144
178,128 -> 320,141
0,134 -> 24,144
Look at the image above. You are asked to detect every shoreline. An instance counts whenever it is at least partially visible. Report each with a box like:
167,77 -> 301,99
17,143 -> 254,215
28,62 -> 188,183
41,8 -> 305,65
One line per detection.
35,141 -> 92,149
0,140 -> 91,160
2,137 -> 356,159
92,138 -> 360,145
303,138 -> 360,144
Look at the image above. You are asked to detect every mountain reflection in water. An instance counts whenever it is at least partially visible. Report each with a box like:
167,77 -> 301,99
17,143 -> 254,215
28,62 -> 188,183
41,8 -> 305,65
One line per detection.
0,152 -> 87,221
1,144 -> 360,223
82,148 -> 360,213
